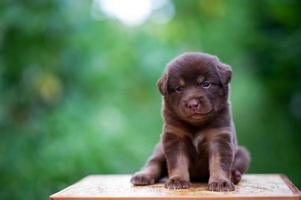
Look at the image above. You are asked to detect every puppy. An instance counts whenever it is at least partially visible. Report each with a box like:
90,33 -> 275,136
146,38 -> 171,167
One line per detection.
131,52 -> 250,192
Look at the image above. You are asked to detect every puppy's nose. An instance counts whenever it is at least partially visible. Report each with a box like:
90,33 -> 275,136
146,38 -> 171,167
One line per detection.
185,99 -> 200,110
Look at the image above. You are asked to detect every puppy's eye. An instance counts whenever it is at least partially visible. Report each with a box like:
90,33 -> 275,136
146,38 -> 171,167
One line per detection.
201,81 -> 211,89
175,86 -> 184,93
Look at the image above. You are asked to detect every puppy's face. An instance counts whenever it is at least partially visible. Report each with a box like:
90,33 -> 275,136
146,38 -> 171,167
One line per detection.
158,53 -> 232,123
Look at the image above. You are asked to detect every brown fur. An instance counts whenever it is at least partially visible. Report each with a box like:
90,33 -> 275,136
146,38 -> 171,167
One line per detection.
131,52 -> 250,191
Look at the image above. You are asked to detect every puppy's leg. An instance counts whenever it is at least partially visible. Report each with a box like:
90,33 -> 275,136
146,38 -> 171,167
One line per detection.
207,132 -> 235,192
231,146 -> 250,184
163,133 -> 191,189
131,143 -> 165,186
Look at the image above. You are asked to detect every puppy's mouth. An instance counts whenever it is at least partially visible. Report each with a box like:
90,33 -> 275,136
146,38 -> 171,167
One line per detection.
189,109 -> 213,119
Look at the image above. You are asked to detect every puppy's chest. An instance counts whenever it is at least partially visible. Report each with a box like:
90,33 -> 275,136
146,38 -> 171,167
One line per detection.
190,132 -> 208,154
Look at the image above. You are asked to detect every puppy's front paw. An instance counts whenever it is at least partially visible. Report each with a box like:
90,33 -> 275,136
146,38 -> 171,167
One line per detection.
165,176 -> 191,189
208,178 -> 234,192
131,173 -> 155,186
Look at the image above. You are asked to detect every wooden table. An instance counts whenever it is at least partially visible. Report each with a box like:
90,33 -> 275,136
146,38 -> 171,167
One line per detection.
50,174 -> 301,200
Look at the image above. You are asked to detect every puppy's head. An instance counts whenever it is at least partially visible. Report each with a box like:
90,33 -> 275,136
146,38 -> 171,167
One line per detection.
157,52 -> 232,123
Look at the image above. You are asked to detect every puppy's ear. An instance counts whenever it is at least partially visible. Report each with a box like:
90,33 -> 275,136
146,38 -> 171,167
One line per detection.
157,72 -> 168,96
216,61 -> 232,86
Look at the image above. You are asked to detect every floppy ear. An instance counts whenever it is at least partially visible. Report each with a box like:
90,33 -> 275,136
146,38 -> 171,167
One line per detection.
216,61 -> 232,86
157,72 -> 168,96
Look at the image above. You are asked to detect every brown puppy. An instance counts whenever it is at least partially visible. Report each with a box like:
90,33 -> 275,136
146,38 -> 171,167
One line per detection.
131,52 -> 250,192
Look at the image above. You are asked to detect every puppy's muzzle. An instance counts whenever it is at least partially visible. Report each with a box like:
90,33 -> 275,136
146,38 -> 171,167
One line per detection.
184,98 -> 201,113
183,96 -> 212,116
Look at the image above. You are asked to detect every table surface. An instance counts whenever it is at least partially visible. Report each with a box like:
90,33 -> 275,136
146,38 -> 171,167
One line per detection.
50,174 -> 301,200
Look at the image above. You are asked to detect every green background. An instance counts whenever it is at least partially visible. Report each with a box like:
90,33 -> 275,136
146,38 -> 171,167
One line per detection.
0,0 -> 300,199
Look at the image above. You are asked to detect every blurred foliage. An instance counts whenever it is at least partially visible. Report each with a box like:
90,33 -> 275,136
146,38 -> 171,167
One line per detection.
0,0 -> 300,199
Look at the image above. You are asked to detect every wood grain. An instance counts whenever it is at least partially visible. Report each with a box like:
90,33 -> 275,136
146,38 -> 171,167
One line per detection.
50,174 -> 301,200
